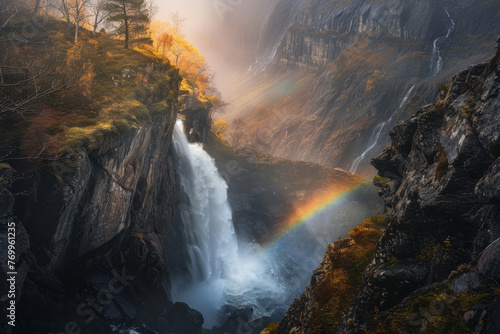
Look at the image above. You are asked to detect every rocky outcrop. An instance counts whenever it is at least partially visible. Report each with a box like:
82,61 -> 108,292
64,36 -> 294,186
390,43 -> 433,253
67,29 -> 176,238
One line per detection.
272,52 -> 500,333
180,88 -> 212,143
0,102 -> 185,332
337,53 -> 500,332
0,68 -> 214,332
279,0 -> 500,68
48,106 -> 178,269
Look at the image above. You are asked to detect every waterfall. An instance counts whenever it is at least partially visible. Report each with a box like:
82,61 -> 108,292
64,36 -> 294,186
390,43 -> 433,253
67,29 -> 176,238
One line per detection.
349,85 -> 415,174
169,120 -> 289,327
430,9 -> 456,77
168,120 -> 240,325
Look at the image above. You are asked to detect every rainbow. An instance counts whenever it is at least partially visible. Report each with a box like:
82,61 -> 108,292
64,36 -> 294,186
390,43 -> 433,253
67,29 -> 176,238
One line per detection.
263,179 -> 370,249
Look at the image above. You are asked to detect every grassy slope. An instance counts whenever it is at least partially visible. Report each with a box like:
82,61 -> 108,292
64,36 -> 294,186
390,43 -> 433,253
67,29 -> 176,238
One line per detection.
0,18 -> 181,159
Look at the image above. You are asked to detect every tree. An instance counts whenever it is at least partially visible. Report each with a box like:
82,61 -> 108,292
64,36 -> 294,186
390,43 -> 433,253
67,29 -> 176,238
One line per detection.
169,10 -> 186,36
157,32 -> 173,56
70,0 -> 91,43
105,0 -> 150,49
145,0 -> 158,21
230,118 -> 244,148
149,20 -> 170,52
213,120 -> 228,137
60,0 -> 72,28
88,0 -> 109,35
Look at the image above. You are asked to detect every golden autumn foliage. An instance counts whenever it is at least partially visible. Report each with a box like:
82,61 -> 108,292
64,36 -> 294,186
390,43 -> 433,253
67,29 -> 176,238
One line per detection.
1,18 -> 182,159
213,120 -> 229,137
149,20 -> 210,93
260,215 -> 386,334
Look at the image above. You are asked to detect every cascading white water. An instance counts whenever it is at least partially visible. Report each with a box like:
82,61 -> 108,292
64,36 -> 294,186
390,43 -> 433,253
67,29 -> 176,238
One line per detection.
169,120 -> 289,327
169,120 -> 240,325
430,9 -> 456,77
349,85 -> 415,174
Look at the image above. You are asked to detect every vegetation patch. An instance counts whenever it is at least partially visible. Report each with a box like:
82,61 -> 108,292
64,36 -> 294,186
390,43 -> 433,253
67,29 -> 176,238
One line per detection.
260,322 -> 279,334
373,175 -> 391,187
307,215 -> 386,334
368,286 -> 493,334
435,149 -> 449,180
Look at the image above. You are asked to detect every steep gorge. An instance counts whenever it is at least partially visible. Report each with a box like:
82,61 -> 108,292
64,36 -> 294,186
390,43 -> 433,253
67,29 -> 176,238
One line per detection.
0,25 -> 382,333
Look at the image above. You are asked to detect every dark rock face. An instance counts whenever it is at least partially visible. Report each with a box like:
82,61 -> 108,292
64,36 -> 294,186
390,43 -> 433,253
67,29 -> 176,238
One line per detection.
0,102 -> 196,332
204,132 -> 382,244
336,55 -> 500,332
279,0 -> 500,68
168,302 -> 205,334
180,91 -> 212,143
209,307 -> 271,334
47,106 -> 179,269
273,52 -> 500,333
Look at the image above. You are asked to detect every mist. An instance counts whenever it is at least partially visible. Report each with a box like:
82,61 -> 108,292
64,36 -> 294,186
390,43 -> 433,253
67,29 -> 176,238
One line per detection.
156,0 -> 289,95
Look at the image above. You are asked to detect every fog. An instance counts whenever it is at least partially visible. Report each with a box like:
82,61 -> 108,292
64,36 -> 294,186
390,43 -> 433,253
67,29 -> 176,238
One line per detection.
156,0 -> 285,94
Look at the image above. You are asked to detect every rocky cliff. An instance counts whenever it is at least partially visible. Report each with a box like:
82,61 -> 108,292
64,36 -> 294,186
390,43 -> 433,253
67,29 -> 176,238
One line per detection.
0,91 -> 184,333
271,49 -> 500,333
223,0 -> 500,175
0,27 -> 220,331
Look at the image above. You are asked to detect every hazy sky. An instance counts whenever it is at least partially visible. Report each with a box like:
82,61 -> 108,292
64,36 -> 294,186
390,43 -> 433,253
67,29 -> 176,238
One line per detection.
156,1 -> 230,49
156,1 -> 244,92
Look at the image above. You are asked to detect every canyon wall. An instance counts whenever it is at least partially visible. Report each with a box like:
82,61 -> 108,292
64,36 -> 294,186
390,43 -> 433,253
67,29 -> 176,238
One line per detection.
223,0 -> 500,175
274,48 -> 500,334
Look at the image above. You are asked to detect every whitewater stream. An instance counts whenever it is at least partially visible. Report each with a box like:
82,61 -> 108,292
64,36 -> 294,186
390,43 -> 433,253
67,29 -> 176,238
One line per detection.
349,85 -> 416,174
430,9 -> 456,76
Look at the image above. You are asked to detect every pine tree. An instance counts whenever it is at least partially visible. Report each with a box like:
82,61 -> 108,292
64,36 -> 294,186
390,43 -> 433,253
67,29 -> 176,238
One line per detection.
105,0 -> 150,49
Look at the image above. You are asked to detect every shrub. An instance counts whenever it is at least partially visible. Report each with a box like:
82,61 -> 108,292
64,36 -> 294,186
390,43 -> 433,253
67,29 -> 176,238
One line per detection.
261,322 -> 279,334
374,174 -> 391,187
435,150 -> 449,180
308,215 -> 386,333
369,288 -> 492,334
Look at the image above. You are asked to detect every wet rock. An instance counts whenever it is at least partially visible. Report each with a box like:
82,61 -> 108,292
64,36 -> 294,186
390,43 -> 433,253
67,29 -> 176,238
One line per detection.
453,271 -> 482,293
211,307 -> 269,334
485,297 -> 500,334
167,302 -> 204,334
477,239 -> 500,281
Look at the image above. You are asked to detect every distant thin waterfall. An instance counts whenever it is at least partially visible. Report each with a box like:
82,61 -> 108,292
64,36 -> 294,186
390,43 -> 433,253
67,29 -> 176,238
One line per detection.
252,0 -> 307,73
430,9 -> 456,77
349,86 -> 415,174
